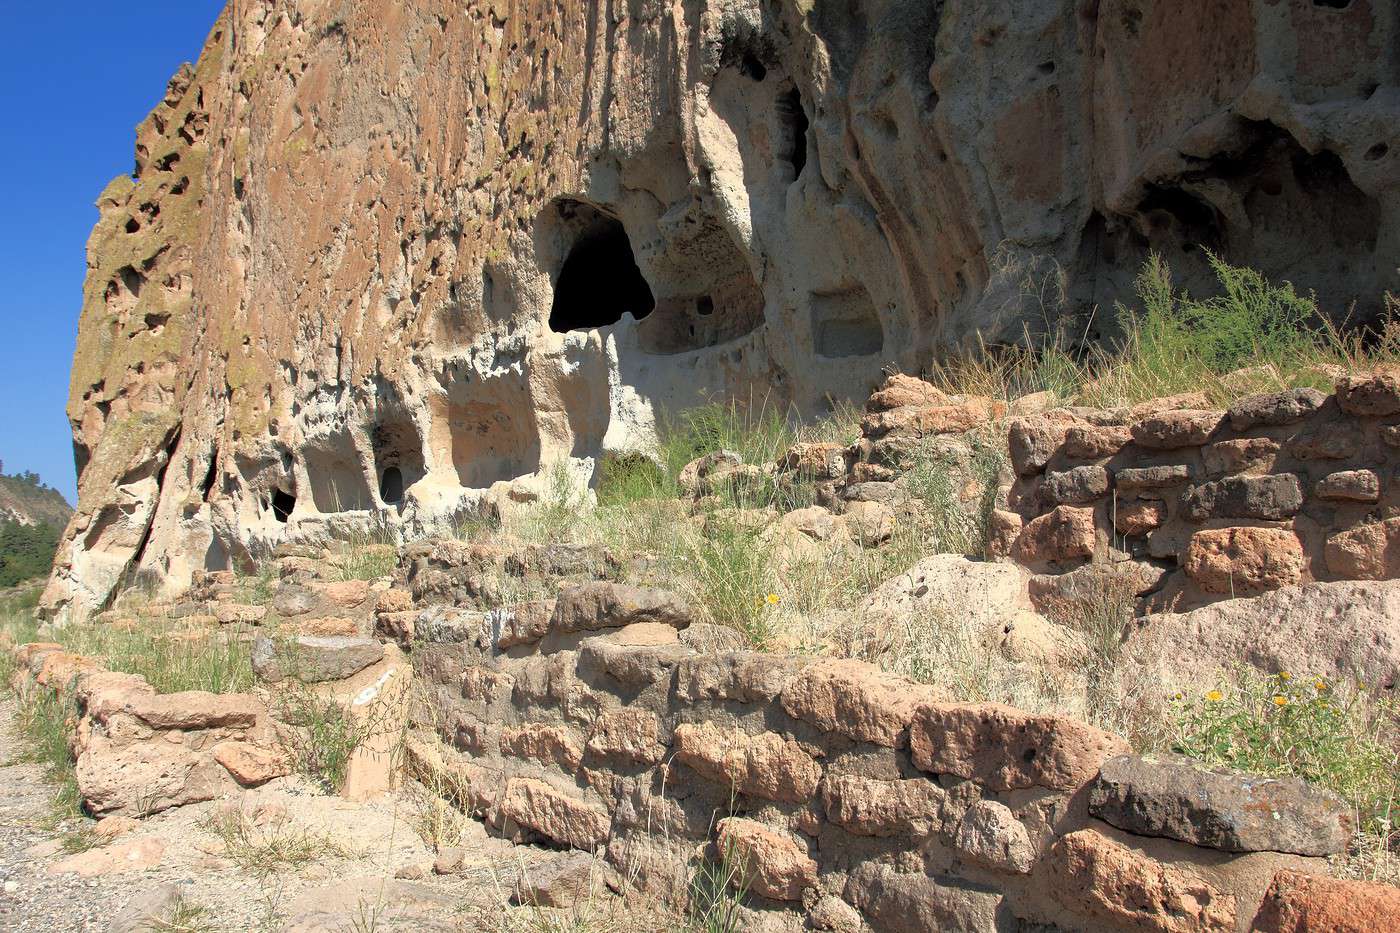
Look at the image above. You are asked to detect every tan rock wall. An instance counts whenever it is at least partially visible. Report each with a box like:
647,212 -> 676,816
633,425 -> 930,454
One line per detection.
49,0 -> 1400,618
407,582 -> 1391,931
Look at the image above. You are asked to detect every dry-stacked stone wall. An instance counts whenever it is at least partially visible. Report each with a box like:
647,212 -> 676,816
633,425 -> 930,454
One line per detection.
1004,373 -> 1400,611
407,580 -> 1400,931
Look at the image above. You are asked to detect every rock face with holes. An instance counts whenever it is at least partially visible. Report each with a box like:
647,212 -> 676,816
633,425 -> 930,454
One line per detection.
47,0 -> 1400,617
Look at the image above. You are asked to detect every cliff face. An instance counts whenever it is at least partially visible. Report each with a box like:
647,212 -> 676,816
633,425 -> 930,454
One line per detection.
45,0 -> 1400,617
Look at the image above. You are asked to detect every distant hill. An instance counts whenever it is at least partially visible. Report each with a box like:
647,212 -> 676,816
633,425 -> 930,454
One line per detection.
0,468 -> 72,588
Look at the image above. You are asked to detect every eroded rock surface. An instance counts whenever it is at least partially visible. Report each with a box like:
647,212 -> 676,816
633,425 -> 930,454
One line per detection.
47,0 -> 1400,618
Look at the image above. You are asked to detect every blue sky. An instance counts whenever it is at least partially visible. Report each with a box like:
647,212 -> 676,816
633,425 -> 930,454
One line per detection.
0,3 -> 226,503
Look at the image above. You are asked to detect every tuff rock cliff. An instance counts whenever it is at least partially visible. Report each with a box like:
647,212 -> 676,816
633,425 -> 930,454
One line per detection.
46,0 -> 1400,617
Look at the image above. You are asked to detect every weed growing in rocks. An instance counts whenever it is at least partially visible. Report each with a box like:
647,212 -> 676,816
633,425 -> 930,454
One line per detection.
204,806 -> 349,873
59,620 -> 256,695
12,683 -> 82,821
927,254 -> 1400,408
1171,670 -> 1400,883
274,688 -> 368,793
685,839 -> 752,933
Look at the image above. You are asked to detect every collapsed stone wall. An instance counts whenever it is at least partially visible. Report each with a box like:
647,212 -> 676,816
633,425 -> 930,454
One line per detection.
1000,372 -> 1400,614
48,0 -> 1400,619
404,580 -> 1399,931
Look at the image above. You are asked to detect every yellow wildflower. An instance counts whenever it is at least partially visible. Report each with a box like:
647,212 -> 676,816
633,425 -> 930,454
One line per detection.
1205,690 -> 1223,702
1272,695 -> 1289,707
765,593 -> 781,605
1314,679 -> 1328,691
1277,671 -> 1291,681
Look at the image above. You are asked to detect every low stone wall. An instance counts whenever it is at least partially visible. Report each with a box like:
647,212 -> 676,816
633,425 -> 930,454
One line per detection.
1002,373 -> 1400,611
408,581 -> 1399,931
10,643 -> 288,816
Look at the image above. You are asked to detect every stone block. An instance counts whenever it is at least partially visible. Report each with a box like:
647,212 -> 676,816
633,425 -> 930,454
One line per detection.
1183,527 -> 1304,594
1089,754 -> 1350,855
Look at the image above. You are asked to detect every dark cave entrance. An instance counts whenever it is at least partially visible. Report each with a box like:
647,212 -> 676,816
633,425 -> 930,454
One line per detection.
379,466 -> 404,504
271,489 -> 296,523
547,204 -> 655,333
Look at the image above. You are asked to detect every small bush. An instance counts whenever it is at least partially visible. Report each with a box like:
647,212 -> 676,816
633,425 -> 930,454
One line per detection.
1170,671 -> 1400,837
274,688 -> 367,793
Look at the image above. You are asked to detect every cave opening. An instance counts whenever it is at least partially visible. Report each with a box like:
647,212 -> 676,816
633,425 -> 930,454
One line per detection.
271,489 -> 296,523
777,88 -> 810,180
548,206 -> 655,333
379,466 -> 404,504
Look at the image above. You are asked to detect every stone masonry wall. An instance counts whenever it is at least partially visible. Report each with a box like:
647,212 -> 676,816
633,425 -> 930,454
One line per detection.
406,580 -> 1400,932
1002,372 -> 1400,613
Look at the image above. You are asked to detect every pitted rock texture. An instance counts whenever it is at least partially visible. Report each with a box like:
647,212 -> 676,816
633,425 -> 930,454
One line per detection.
47,0 -> 1400,618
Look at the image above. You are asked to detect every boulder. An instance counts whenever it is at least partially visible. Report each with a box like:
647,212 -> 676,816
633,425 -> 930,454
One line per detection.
1042,465 -> 1110,505
820,774 -> 944,838
673,722 -> 821,803
551,582 -> 691,632
1335,371 -> 1400,416
1315,469 -> 1381,503
498,778 -> 610,850
780,658 -> 932,748
1049,830 -> 1235,932
1226,388 -> 1328,430
1183,527 -> 1304,595
1325,517 -> 1400,580
513,851 -> 613,907
952,800 -> 1035,874
1012,505 -> 1097,566
844,864 -> 1004,933
1118,580 -> 1400,695
1180,474 -> 1303,522
909,702 -> 1129,791
1089,754 -> 1350,855
866,374 -> 948,412
1130,410 -> 1223,449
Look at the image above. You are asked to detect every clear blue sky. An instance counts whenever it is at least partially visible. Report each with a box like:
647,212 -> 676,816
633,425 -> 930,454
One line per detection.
0,3 -> 226,504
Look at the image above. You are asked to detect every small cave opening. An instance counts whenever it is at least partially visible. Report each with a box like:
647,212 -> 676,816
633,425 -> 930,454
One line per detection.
546,202 -> 655,333
379,466 -> 404,504
271,489 -> 296,523
199,449 -> 219,502
776,88 -> 810,180
371,417 -> 426,507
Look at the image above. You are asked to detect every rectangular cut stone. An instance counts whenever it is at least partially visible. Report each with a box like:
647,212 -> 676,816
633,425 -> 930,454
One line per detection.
1089,753 -> 1350,856
820,774 -> 943,837
672,722 -> 821,803
909,702 -> 1129,791
780,658 -> 930,748
1050,830 -> 1236,932
498,778 -> 610,850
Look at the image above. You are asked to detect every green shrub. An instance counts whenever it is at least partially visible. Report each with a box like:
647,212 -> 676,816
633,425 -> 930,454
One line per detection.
274,688 -> 370,793
0,520 -> 60,588
1170,670 -> 1400,837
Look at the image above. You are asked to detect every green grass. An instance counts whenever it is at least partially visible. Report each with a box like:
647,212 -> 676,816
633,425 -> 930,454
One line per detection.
57,620 -> 255,695
204,805 -> 349,874
1169,670 -> 1399,883
928,252 -> 1400,408
685,838 -> 752,933
12,684 -> 82,821
273,686 -> 373,793
1170,671 -> 1399,832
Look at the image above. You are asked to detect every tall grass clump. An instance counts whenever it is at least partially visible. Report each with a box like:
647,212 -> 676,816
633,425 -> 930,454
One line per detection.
58,621 -> 255,695
925,252 -> 1400,408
